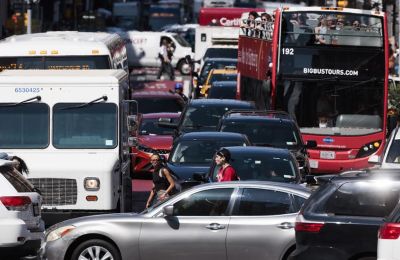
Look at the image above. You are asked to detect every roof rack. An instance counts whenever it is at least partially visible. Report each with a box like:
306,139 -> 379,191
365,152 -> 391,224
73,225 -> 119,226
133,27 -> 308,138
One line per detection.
223,109 -> 291,119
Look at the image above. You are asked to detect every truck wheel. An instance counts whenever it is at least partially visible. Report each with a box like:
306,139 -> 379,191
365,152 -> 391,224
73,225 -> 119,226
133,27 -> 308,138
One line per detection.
178,59 -> 190,75
71,239 -> 120,260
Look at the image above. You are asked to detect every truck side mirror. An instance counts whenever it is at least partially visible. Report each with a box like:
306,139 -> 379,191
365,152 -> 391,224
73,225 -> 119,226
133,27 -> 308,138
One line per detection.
127,115 -> 138,132
128,137 -> 138,147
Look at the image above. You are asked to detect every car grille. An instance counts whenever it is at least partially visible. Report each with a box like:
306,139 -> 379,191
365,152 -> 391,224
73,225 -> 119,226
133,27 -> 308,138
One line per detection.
28,178 -> 77,206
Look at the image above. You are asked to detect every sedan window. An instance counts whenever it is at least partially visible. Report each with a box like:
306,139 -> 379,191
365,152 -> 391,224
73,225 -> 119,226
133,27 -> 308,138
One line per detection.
173,188 -> 234,216
234,188 -> 293,216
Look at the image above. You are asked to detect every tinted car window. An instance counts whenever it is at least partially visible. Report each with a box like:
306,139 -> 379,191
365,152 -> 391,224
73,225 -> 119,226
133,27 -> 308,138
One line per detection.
170,140 -> 247,164
234,188 -> 292,216
221,121 -> 300,149
211,153 -> 298,182
140,117 -> 179,135
134,97 -> 184,114
199,60 -> 237,85
173,188 -> 234,216
293,195 -> 307,212
321,182 -> 400,217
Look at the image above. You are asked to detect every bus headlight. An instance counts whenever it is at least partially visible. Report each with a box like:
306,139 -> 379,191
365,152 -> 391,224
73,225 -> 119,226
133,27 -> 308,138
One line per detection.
84,177 -> 100,191
46,225 -> 75,242
356,140 -> 381,158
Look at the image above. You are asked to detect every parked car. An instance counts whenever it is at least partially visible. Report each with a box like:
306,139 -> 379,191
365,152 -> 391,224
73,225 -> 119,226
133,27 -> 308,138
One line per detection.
131,90 -> 186,114
290,171 -> 400,260
378,198 -> 400,260
167,131 -> 251,189
130,113 -> 181,178
369,125 -> 400,168
43,181 -> 311,260
0,159 -> 44,259
217,110 -> 316,175
208,146 -> 302,184
207,81 -> 239,100
159,99 -> 255,137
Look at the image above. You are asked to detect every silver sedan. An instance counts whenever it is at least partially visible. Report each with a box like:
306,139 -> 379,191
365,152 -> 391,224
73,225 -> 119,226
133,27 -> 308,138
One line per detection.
42,181 -> 310,260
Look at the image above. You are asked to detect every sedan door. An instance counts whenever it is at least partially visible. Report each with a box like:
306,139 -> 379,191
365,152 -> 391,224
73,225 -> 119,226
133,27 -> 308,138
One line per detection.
140,187 -> 235,260
226,188 -> 299,260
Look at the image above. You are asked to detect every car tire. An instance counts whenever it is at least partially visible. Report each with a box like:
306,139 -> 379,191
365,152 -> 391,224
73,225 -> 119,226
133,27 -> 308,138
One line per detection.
178,59 -> 190,75
70,239 -> 121,260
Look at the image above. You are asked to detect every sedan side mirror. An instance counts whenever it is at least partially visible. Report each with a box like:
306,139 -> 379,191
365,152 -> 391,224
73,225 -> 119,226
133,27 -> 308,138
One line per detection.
163,205 -> 174,217
305,140 -> 317,148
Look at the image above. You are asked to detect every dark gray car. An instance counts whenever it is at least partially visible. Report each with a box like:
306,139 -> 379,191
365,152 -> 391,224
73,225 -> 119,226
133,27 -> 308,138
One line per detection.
43,181 -> 310,260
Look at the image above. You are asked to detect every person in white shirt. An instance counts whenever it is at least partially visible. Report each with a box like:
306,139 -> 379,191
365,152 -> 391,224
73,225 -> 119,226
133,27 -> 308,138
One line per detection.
157,38 -> 175,80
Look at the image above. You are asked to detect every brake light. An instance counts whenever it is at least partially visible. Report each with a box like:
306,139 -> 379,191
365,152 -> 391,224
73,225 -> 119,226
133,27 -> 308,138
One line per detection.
0,196 -> 31,211
379,223 -> 400,239
295,222 -> 324,232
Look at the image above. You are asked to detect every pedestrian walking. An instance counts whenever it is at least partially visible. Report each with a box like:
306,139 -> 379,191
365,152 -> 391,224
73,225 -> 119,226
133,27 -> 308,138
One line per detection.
157,38 -> 175,80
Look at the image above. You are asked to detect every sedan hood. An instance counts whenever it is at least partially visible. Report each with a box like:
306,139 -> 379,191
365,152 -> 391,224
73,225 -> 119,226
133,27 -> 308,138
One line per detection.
139,135 -> 173,150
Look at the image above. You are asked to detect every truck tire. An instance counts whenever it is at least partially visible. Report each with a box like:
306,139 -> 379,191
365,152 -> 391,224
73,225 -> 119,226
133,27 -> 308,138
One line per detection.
71,239 -> 121,260
178,59 -> 190,75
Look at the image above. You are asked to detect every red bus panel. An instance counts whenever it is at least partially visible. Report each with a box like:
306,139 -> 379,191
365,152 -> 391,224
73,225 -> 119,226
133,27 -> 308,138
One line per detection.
238,36 -> 271,81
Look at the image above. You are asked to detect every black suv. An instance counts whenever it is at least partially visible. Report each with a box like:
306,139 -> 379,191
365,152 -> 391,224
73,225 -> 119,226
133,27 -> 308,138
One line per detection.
290,170 -> 400,260
160,99 -> 255,138
217,110 -> 316,176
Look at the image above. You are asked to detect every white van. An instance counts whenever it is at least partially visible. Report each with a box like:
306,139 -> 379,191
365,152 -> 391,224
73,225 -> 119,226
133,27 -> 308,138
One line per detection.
124,31 -> 193,75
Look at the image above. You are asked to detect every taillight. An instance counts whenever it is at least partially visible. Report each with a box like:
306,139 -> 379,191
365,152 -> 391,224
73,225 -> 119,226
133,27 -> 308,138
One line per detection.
0,196 -> 31,211
295,222 -> 324,233
379,223 -> 400,240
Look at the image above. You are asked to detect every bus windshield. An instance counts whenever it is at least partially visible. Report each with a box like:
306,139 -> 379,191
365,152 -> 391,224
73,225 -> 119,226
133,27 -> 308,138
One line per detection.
0,56 -> 111,71
0,103 -> 49,148
276,79 -> 385,135
53,103 -> 117,149
281,11 -> 383,47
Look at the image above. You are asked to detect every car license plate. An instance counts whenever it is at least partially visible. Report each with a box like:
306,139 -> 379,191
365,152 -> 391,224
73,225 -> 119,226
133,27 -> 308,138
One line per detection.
320,151 -> 335,160
309,159 -> 318,168
33,204 -> 40,216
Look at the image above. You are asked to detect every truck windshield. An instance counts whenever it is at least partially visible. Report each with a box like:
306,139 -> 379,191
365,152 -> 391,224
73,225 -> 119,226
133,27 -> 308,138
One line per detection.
53,103 -> 117,149
0,56 -> 111,71
0,103 -> 49,148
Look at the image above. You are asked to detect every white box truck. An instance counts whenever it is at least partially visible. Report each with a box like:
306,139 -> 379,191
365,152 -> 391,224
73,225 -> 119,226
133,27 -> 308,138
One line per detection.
124,31 -> 193,75
0,70 -> 134,226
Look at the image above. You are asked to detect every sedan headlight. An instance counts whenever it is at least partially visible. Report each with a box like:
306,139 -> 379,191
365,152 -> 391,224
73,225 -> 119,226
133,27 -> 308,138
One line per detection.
84,177 -> 100,191
46,225 -> 75,242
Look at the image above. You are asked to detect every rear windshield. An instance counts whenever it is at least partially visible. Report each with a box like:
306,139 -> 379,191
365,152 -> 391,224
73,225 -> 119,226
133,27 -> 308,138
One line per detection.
0,166 -> 35,192
134,97 -> 184,114
315,181 -> 400,218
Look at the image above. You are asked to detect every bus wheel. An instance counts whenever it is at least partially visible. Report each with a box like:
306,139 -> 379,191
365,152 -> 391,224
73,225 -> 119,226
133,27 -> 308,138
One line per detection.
178,59 -> 190,75
71,239 -> 121,260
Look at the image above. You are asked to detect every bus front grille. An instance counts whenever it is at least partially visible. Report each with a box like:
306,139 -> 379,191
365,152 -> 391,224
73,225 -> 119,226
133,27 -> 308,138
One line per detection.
28,178 -> 77,206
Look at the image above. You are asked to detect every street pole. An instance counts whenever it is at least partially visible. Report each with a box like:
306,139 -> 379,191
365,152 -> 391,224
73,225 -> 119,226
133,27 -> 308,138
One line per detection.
27,0 -> 31,34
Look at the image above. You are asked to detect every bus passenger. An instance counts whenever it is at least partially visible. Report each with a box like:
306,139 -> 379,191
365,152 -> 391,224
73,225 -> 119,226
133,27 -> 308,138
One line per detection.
352,20 -> 361,31
315,17 -> 328,44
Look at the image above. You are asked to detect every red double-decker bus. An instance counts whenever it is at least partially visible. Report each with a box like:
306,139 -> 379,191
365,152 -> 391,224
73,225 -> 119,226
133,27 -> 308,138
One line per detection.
238,7 -> 388,174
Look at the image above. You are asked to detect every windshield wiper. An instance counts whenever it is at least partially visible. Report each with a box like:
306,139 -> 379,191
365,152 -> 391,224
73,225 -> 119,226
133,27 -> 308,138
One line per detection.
60,96 -> 108,110
0,96 -> 41,107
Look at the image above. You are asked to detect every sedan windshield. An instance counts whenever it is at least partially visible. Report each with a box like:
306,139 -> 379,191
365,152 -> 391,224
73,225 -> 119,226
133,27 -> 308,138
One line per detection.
170,140 -> 247,164
0,103 -> 49,148
53,103 -> 117,149
212,153 -> 297,183
221,121 -> 301,149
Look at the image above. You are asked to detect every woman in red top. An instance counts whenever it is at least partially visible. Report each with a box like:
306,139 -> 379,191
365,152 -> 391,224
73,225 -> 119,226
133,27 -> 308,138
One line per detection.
215,148 -> 238,182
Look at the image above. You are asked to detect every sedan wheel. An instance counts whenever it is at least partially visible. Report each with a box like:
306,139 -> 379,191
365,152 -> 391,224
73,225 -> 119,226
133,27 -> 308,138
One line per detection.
71,239 -> 120,260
